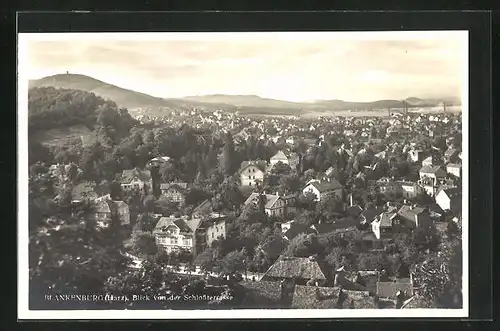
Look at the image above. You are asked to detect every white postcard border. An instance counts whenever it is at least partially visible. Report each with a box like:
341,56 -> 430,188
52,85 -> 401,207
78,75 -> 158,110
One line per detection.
17,31 -> 469,319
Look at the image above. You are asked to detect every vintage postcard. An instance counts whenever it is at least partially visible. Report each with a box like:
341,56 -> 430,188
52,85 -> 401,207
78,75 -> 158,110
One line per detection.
18,31 -> 468,319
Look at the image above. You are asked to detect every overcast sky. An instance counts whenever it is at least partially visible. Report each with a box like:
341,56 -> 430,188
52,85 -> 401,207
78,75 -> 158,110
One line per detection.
23,32 -> 467,102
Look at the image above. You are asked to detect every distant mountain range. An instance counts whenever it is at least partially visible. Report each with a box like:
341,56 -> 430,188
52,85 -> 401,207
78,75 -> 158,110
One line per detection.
29,74 -> 461,115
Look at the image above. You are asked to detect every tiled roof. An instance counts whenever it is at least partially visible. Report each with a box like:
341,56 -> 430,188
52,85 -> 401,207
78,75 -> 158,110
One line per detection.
361,207 -> 385,222
239,280 -> 283,306
283,223 -> 314,240
446,163 -> 462,168
396,205 -> 426,225
310,223 -> 336,235
270,150 -> 289,161
309,179 -> 343,193
244,193 -> 281,209
160,182 -> 188,191
436,186 -> 461,200
291,286 -> 376,309
71,182 -> 97,201
121,169 -> 152,184
346,205 -> 363,218
259,236 -> 288,259
154,216 -> 194,234
419,165 -> 443,174
444,148 -> 458,157
240,160 -> 267,172
263,256 -> 327,280
379,212 -> 396,228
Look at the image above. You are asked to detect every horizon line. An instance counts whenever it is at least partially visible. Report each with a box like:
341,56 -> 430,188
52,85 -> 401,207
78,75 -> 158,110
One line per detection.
28,72 -> 461,104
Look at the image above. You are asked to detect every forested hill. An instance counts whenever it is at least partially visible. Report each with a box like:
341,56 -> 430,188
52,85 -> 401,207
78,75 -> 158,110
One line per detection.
28,86 -> 139,144
29,74 -> 170,110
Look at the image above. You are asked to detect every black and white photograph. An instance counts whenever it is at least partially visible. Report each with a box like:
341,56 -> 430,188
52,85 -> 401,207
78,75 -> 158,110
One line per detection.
18,31 -> 468,319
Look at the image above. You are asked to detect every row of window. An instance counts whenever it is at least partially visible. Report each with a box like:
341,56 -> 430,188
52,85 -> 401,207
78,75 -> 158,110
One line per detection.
157,237 -> 192,246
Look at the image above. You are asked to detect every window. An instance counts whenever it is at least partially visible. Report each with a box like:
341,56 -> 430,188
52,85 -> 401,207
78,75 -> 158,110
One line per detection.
248,176 -> 251,179
212,233 -> 214,239
170,237 -> 178,245
183,238 -> 191,246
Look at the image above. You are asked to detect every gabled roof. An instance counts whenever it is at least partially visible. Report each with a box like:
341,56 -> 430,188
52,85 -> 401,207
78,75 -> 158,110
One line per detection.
239,280 -> 283,307
154,216 -> 193,234
262,256 -> 327,280
291,286 -> 376,309
446,163 -> 462,169
160,182 -> 189,191
270,150 -> 289,161
258,236 -> 288,259
419,165 -> 444,174
346,205 -> 363,218
310,223 -> 336,235
121,169 -> 152,184
444,148 -> 458,157
192,199 -> 212,215
396,205 -> 427,225
150,156 -> 171,163
244,193 -> 281,209
378,212 -> 396,228
307,179 -> 343,193
240,160 -> 267,172
283,223 -> 315,240
361,207 -> 385,222
436,186 -> 461,199
71,182 -> 97,201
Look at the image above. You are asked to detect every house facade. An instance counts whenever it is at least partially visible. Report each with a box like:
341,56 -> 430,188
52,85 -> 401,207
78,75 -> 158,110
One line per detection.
92,195 -> 130,228
270,150 -> 289,167
153,216 -> 201,255
244,193 -> 287,217
240,161 -> 266,187
121,169 -> 153,192
392,205 -> 434,232
205,216 -> 227,248
160,182 -> 188,205
446,163 -> 462,178
435,187 -> 461,213
408,149 -> 424,163
396,181 -> 424,199
302,179 -> 343,202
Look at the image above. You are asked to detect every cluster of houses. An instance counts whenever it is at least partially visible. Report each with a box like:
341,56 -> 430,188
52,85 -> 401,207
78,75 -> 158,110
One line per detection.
240,255 -> 420,309
46,109 -> 462,309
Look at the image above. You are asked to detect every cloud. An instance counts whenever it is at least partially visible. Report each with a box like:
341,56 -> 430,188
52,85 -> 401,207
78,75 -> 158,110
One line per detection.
24,33 -> 466,101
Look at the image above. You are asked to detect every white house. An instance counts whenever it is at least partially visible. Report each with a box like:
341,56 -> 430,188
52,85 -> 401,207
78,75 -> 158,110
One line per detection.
270,150 -> 289,167
239,160 -> 267,187
153,216 -> 201,254
302,179 -> 343,202
120,169 -> 153,192
396,181 -> 424,199
446,163 -> 462,178
435,187 -> 461,213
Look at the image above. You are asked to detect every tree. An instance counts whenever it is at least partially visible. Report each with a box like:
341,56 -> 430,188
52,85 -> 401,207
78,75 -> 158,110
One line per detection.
283,233 -> 312,257
280,174 -> 301,194
29,198 -> 131,309
220,132 -> 236,176
126,231 -> 158,258
316,192 -> 342,221
185,188 -> 211,207
194,248 -> 217,272
218,249 -> 246,274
